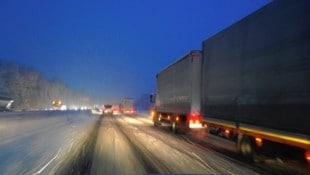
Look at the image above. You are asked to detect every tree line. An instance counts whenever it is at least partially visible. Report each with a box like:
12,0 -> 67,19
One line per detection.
0,61 -> 91,110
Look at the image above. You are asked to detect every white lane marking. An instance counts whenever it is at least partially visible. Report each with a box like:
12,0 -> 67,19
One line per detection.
181,135 -> 194,145
67,141 -> 74,153
33,149 -> 61,175
190,152 -> 217,172
191,151 -> 235,175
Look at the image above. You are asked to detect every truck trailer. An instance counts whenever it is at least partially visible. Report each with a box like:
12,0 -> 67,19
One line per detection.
120,98 -> 135,114
151,50 -> 203,134
151,0 -> 310,163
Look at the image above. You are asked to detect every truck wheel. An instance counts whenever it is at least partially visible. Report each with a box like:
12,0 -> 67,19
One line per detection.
171,121 -> 187,134
154,121 -> 158,127
172,121 -> 177,133
178,127 -> 186,134
154,120 -> 161,127
237,135 -> 256,162
153,114 -> 161,127
178,123 -> 187,134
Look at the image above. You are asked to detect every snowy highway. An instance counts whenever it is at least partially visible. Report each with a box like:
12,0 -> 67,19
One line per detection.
91,114 -> 259,175
0,111 -> 309,175
0,110 -> 98,175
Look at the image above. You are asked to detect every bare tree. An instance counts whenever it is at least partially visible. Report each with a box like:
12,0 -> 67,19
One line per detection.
0,60 -> 92,110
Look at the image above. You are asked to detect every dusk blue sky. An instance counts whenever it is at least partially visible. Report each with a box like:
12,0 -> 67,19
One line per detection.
0,0 -> 270,103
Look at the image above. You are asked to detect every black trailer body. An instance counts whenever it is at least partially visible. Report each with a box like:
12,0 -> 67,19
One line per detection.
201,0 -> 310,136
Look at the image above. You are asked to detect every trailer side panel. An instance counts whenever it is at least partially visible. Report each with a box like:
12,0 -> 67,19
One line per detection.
202,0 -> 310,135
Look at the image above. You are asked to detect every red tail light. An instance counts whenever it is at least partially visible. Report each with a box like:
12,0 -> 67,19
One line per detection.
305,150 -> 310,163
188,113 -> 202,128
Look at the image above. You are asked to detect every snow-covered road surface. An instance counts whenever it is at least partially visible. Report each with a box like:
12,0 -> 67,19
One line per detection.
91,114 -> 259,175
0,110 -> 98,175
1,111 -> 308,175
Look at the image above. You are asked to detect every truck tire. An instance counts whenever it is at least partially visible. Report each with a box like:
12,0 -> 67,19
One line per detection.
154,121 -> 158,127
237,135 -> 256,163
154,120 -> 161,127
178,123 -> 187,134
171,121 -> 187,134
171,120 -> 177,133
153,115 -> 161,127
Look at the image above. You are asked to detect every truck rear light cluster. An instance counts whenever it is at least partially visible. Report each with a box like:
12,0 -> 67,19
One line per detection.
158,114 -> 162,121
224,129 -> 230,138
189,123 -> 203,128
150,110 -> 155,117
189,120 -> 200,124
255,137 -> 263,147
188,113 -> 201,122
305,150 -> 310,163
188,114 -> 202,128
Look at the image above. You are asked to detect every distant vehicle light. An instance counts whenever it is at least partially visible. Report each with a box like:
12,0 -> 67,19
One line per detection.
60,105 -> 67,111
112,110 -> 120,116
92,108 -> 103,115
103,105 -> 113,114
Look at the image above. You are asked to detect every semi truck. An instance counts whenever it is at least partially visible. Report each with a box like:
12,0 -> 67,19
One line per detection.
120,98 -> 135,114
151,50 -> 203,134
151,0 -> 310,164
